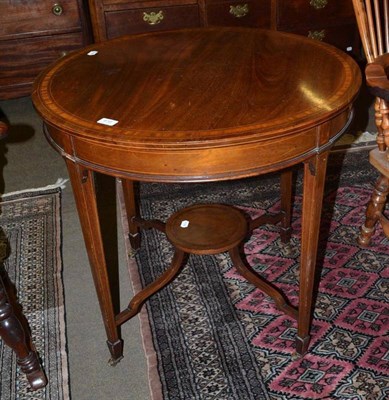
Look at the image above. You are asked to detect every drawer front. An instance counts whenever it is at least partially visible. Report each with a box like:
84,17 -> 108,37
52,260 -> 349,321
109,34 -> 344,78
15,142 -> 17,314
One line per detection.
0,0 -> 82,38
206,1 -> 271,28
290,24 -> 358,54
277,0 -> 355,29
0,32 -> 84,99
105,5 -> 201,38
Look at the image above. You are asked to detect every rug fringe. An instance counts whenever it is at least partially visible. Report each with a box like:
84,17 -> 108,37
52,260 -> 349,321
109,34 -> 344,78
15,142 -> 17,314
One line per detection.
1,178 -> 69,197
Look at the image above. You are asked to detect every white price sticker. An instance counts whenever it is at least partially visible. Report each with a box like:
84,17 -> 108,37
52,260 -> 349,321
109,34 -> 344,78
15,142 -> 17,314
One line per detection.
97,118 -> 119,126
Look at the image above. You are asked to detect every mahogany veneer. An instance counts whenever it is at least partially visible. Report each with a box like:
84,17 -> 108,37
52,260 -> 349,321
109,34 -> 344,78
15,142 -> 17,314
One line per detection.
32,27 -> 361,362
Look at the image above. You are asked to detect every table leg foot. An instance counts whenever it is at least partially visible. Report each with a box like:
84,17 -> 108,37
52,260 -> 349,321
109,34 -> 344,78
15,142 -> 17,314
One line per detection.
295,335 -> 310,356
129,232 -> 141,251
0,270 -> 47,390
18,351 -> 48,389
107,339 -> 124,365
128,245 -> 139,258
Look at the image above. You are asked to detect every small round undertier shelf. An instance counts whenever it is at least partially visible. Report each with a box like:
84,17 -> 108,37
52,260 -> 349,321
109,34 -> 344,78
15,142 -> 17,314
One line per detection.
166,204 -> 248,255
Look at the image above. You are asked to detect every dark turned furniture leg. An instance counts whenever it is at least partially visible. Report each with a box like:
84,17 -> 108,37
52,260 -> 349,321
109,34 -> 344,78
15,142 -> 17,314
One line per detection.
121,179 -> 141,253
296,152 -> 329,356
280,169 -> 293,243
65,160 -> 123,365
0,267 -> 47,389
358,174 -> 389,247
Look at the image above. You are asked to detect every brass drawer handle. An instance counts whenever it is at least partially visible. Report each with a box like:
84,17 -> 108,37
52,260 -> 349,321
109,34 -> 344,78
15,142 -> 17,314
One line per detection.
308,30 -> 326,41
52,3 -> 63,16
229,4 -> 249,18
143,10 -> 164,25
310,0 -> 328,9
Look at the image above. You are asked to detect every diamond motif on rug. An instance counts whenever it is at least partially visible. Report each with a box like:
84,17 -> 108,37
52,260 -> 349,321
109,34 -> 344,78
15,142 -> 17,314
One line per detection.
312,327 -> 370,360
335,369 -> 389,400
320,268 -> 379,298
313,293 -> 349,321
252,317 -> 328,353
337,299 -> 389,335
324,241 -> 359,268
269,355 -> 353,399
345,250 -> 388,273
367,277 -> 389,302
358,336 -> 389,374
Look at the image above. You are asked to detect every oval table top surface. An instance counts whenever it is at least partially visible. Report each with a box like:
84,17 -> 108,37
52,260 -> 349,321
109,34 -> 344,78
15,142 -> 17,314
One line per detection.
32,27 -> 361,150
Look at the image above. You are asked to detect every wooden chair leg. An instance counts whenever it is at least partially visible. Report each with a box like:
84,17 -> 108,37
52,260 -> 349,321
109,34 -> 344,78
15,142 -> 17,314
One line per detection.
358,174 -> 389,247
375,98 -> 387,152
0,268 -> 47,390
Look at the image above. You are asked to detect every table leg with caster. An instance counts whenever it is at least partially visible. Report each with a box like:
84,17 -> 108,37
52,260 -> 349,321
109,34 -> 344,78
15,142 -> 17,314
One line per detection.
66,160 -> 124,364
296,152 -> 328,356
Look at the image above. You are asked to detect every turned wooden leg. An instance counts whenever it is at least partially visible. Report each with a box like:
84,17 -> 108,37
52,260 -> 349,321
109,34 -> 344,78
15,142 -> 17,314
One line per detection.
280,169 -> 293,243
375,98 -> 386,152
296,152 -> 328,356
121,179 -> 141,252
0,269 -> 47,389
65,161 -> 123,364
358,174 -> 389,247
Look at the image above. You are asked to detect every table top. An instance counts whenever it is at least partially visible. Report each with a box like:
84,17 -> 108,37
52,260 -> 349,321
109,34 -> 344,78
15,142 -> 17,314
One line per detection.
32,28 -> 361,182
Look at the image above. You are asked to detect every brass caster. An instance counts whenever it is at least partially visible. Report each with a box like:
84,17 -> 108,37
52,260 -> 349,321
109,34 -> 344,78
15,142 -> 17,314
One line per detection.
108,355 -> 124,367
128,248 -> 139,258
291,351 -> 302,361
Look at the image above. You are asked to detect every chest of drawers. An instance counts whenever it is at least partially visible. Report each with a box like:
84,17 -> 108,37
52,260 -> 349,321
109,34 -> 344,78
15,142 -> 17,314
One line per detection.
0,0 -> 91,99
88,0 -> 358,55
275,0 -> 357,51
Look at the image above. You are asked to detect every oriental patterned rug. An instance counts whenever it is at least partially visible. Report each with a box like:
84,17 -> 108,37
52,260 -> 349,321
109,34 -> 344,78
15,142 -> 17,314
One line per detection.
0,188 -> 69,399
123,151 -> 389,400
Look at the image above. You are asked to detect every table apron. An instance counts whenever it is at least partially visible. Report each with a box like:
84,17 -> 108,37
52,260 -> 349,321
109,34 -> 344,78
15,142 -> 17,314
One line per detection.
44,109 -> 352,182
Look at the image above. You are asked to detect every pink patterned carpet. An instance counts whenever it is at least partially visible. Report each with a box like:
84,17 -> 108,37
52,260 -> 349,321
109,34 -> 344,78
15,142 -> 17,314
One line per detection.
130,154 -> 388,400
220,186 -> 389,399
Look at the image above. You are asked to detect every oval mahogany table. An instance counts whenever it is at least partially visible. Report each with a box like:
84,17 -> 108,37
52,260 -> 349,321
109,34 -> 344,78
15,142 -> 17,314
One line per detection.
32,28 -> 361,364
